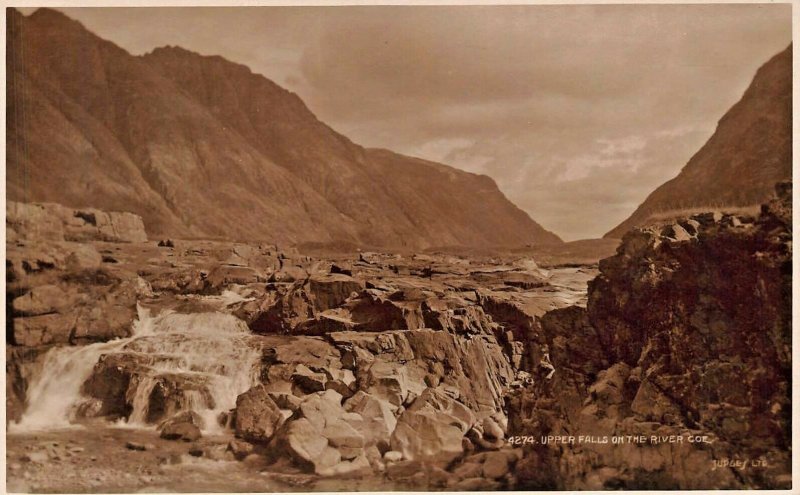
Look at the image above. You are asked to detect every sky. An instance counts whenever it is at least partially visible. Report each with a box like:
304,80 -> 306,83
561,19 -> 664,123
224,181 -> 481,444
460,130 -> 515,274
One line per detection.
31,4 -> 792,240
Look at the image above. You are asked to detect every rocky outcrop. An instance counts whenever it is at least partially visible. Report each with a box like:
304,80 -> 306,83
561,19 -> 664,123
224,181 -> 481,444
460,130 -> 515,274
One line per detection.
223,323 -> 518,475
606,45 -> 791,239
7,201 -> 147,243
5,203 -> 153,348
4,207 -> 625,488
510,183 -> 792,490
8,268 -> 142,347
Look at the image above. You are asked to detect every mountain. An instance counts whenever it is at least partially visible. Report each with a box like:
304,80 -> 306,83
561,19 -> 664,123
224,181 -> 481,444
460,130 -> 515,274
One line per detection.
6,8 -> 562,249
605,45 -> 792,239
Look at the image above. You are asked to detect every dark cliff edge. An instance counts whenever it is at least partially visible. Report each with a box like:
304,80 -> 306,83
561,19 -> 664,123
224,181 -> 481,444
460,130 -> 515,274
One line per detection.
510,181 -> 792,489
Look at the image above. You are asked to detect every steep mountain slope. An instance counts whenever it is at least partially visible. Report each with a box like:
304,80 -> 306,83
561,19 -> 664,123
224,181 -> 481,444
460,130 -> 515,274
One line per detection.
145,45 -> 563,248
7,8 -> 359,243
6,8 -> 561,248
605,45 -> 792,239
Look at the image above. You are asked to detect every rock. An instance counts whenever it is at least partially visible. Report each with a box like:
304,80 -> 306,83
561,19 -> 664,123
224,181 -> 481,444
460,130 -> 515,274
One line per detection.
297,390 -> 345,430
321,420 -> 364,450
269,266 -> 308,283
159,411 -> 202,441
12,313 -> 74,346
12,285 -> 69,316
331,327 -> 513,416
329,453 -> 372,477
482,451 -> 511,479
139,372 -> 215,424
482,416 -> 504,441
274,389 -> 376,474
364,360 -> 410,406
235,385 -> 284,443
386,459 -> 424,480
71,290 -> 137,344
344,391 -> 397,448
390,388 -> 475,463
329,263 -> 353,276
428,465 -> 452,487
324,368 -> 357,397
501,271 -> 548,290
292,364 -> 327,394
206,264 -> 261,290
453,461 -> 483,479
21,452 -> 49,464
508,184 -> 792,490
7,202 -> 148,243
125,441 -> 147,451
248,284 -> 314,333
7,202 -> 66,241
280,418 -> 330,471
307,274 -> 362,311
452,477 -> 500,491
65,245 -> 103,272
271,393 -> 303,411
383,450 -> 403,463
188,447 -> 204,457
227,439 -> 255,460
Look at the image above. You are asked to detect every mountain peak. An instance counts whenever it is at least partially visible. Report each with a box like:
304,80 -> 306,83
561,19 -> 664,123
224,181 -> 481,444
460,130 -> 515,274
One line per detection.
7,8 -> 561,248
26,7 -> 84,28
605,45 -> 792,239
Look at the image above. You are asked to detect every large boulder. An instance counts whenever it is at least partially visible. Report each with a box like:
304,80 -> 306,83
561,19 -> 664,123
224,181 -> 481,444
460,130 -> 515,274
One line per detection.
206,264 -> 263,291
159,411 -> 203,441
12,313 -> 74,346
344,391 -> 398,449
274,390 -> 372,476
11,285 -> 70,316
390,387 -> 475,463
65,245 -> 103,272
234,385 -> 285,444
307,274 -> 362,311
81,351 -> 217,424
7,201 -> 147,243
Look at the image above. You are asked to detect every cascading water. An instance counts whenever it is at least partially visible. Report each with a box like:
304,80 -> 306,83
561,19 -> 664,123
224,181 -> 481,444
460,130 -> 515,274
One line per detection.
11,304 -> 262,434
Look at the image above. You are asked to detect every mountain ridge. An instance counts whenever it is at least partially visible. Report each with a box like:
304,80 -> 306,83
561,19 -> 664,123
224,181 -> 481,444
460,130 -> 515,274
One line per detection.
7,7 -> 562,248
605,44 -> 792,239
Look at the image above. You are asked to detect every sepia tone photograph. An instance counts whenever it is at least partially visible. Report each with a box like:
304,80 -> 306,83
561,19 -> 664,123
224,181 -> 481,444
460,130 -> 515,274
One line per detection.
4,2 -> 793,492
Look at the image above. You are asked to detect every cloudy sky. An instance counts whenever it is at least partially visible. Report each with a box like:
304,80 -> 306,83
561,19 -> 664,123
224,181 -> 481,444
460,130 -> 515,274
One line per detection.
42,4 -> 792,240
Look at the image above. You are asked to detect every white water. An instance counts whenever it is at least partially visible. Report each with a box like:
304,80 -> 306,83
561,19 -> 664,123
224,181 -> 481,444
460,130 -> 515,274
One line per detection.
11,305 -> 261,434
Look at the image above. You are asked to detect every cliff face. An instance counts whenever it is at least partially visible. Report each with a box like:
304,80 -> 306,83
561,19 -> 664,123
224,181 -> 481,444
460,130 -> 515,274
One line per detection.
6,8 -> 561,249
605,45 -> 792,239
510,182 -> 792,490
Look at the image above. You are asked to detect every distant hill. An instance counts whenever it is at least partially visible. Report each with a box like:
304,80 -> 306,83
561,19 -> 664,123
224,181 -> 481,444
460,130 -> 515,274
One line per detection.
7,8 -> 562,249
605,45 -> 792,239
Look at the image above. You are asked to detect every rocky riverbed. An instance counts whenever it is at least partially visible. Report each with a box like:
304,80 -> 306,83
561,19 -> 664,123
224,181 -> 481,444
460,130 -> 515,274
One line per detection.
6,185 -> 792,491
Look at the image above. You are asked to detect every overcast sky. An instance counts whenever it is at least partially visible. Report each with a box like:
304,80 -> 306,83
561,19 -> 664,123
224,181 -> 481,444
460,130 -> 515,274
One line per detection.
38,5 -> 792,240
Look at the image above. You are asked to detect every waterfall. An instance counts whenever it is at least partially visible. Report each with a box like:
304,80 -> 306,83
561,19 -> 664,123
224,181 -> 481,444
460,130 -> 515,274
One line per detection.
11,305 -> 261,434
10,339 -> 130,431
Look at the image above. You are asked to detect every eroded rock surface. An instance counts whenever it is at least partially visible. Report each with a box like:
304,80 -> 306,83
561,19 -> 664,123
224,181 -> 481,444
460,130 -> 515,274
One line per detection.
7,189 -> 790,490
508,183 -> 792,490
8,201 -> 148,243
